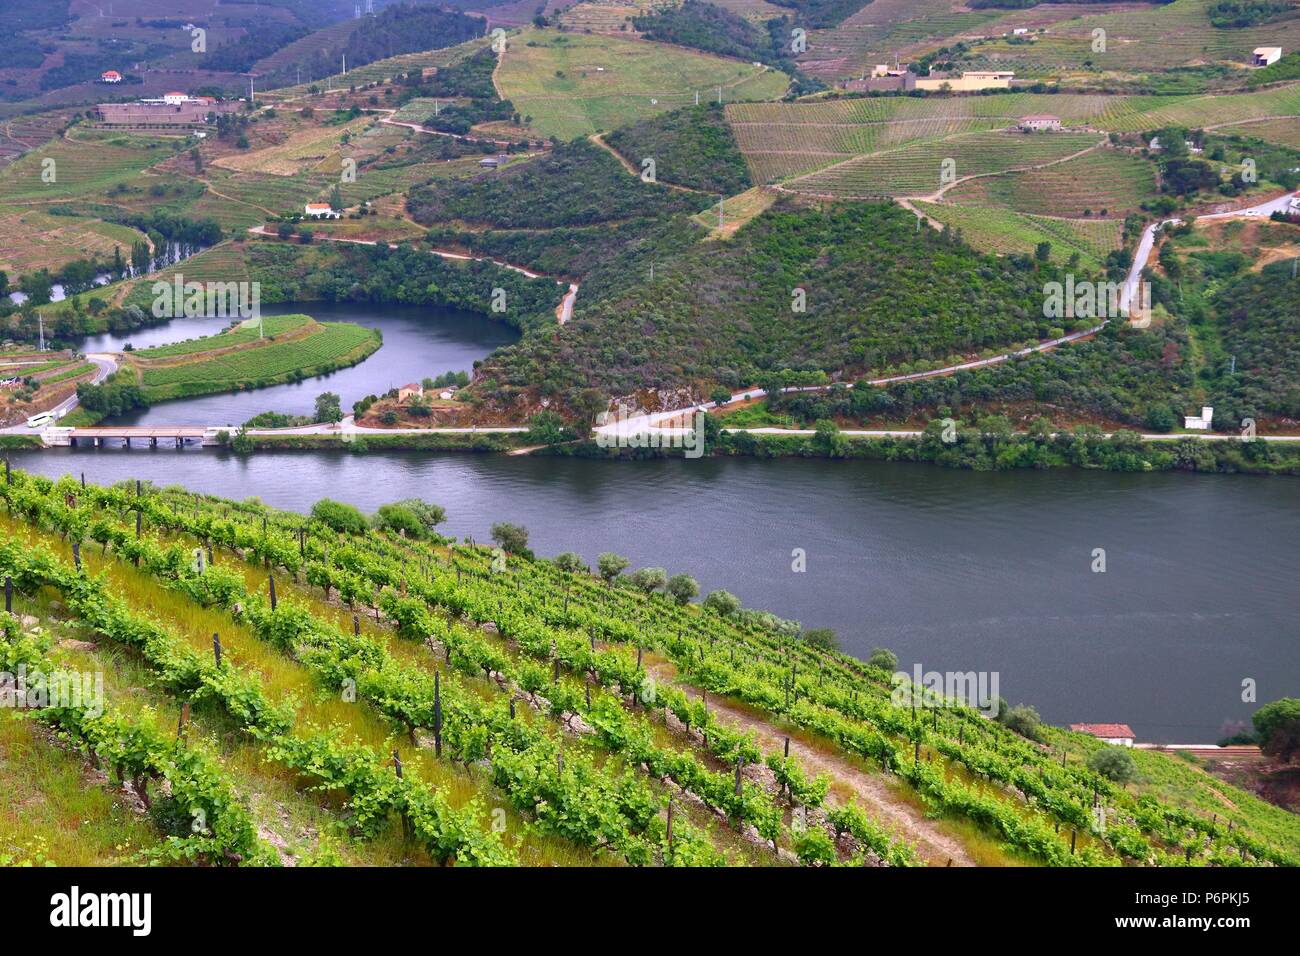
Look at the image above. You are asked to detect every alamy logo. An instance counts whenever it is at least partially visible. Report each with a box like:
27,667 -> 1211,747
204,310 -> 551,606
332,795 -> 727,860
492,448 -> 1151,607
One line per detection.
0,665 -> 103,717
152,275 -> 261,320
50,886 -> 151,936
595,409 -> 706,459
891,664 -> 1000,717
1042,274 -> 1151,327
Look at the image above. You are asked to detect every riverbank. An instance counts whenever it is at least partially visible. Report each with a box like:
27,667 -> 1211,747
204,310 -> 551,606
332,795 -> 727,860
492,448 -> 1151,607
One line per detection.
536,428 -> 1300,475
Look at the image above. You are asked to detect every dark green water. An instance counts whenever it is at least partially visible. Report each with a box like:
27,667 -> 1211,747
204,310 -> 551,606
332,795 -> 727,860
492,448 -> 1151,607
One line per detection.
8,447 -> 1297,743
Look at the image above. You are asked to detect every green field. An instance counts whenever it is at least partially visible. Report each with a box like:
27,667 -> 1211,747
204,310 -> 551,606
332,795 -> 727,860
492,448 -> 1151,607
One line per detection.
914,201 -> 1124,270
0,131 -> 175,203
496,28 -> 790,141
137,317 -> 380,402
787,130 -> 1103,198
134,314 -> 313,359
943,149 -> 1158,218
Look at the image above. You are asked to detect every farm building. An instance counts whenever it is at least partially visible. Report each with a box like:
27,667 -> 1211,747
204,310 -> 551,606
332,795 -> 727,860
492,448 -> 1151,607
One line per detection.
437,386 -> 458,400
914,70 -> 1014,92
1070,723 -> 1136,747
844,66 -> 916,92
1020,114 -> 1062,131
1184,406 -> 1214,430
478,154 -> 510,169
398,383 -> 424,402
1252,47 -> 1282,67
99,70 -> 122,84
304,203 -> 340,219
96,98 -> 238,127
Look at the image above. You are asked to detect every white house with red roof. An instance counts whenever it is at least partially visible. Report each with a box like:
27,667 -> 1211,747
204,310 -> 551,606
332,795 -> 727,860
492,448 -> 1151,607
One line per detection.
100,70 -> 123,84
1070,723 -> 1136,747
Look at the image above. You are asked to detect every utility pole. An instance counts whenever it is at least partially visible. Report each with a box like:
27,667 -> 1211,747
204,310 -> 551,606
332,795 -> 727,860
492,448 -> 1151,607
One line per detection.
1229,354 -> 1236,374
342,54 -> 346,77
695,90 -> 699,106
718,195 -> 724,228
249,76 -> 254,106
38,313 -> 45,352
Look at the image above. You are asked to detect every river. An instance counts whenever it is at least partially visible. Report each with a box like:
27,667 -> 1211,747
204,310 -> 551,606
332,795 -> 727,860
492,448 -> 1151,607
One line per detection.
6,446 -> 1297,744
86,301 -> 520,426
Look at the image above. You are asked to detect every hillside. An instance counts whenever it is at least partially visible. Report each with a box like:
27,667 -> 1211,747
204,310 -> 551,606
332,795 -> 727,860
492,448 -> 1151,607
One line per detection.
471,198 -> 1099,414
2,467 -> 1295,869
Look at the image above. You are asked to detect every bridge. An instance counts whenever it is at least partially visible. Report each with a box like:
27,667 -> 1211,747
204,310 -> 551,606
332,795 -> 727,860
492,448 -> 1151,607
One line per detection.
50,427 -> 215,448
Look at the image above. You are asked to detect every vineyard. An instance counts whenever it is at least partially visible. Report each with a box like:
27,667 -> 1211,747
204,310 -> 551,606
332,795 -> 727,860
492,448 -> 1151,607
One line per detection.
942,149 -> 1158,219
0,207 -> 143,276
259,39 -> 490,103
0,468 -> 1295,867
0,132 -> 175,203
133,319 -> 381,403
133,315 -> 314,360
913,201 -> 1124,270
967,0 -> 1300,75
784,130 -> 1103,199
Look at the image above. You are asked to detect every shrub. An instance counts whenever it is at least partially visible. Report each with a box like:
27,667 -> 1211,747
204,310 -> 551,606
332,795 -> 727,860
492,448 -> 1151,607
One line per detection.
866,647 -> 897,671
311,498 -> 368,534
597,552 -> 630,584
490,522 -> 530,555
1086,746 -> 1137,785
665,573 -> 699,606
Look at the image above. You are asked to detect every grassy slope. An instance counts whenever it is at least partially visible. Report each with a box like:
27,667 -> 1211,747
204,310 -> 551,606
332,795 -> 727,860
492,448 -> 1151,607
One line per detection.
132,316 -> 380,402
496,28 -> 790,141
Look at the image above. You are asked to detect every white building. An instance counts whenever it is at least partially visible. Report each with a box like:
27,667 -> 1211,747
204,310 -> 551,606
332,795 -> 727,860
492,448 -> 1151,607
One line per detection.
1184,406 -> 1214,430
162,92 -> 191,105
1012,28 -> 1029,35
1252,47 -> 1282,67
1020,113 -> 1062,131
304,202 -> 340,219
1071,723 -> 1136,747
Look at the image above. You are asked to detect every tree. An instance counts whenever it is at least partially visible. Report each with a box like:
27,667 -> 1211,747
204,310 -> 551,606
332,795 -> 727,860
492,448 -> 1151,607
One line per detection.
866,647 -> 897,671
665,573 -> 699,606
389,498 -> 445,534
553,551 -> 584,573
1145,403 -> 1177,433
374,503 -> 430,539
1086,746 -> 1137,785
277,221 -> 295,240
1253,697 -> 1300,763
629,566 -> 667,594
1034,240 -> 1052,263
330,183 -> 344,211
597,552 -> 630,584
527,409 -> 569,445
314,392 -> 343,424
18,270 -> 53,307
490,521 -> 529,554
709,386 -> 731,406
702,590 -> 740,616
998,703 -> 1044,741
311,498 -> 368,534
801,627 -> 839,651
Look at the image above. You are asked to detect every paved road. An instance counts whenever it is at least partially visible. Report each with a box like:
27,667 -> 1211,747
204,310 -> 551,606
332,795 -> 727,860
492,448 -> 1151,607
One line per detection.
0,352 -> 116,433
1122,189 -> 1298,312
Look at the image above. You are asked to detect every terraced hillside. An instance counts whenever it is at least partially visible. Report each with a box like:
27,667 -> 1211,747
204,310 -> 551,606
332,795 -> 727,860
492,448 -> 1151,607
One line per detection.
913,201 -> 1125,269
1,469 -> 1296,867
784,129 -> 1103,198
942,149 -> 1158,218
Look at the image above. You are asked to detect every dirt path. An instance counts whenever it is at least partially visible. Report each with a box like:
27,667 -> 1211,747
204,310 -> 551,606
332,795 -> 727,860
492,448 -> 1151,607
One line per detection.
647,659 -> 977,866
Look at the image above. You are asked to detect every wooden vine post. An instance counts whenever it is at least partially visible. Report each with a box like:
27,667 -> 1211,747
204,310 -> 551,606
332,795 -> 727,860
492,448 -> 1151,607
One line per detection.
268,574 -> 277,610
212,633 -> 222,666
433,670 -> 443,757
